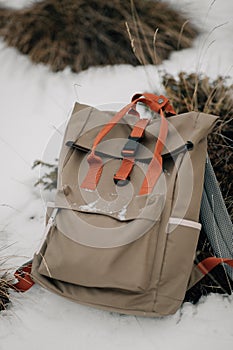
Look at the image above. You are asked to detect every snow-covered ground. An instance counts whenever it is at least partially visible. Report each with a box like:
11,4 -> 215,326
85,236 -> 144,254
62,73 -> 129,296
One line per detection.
0,0 -> 232,349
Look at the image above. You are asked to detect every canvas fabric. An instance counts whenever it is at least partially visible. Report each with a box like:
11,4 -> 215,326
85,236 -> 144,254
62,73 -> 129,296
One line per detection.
31,100 -> 218,317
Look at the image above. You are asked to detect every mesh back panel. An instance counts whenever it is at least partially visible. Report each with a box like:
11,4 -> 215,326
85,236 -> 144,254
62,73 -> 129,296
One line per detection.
200,157 -> 233,279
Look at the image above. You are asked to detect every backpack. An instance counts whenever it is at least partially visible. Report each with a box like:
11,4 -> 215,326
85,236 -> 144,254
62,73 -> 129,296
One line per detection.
12,93 -> 233,317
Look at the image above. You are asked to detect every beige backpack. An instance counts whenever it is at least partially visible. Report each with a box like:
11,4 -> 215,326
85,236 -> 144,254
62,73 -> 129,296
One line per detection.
13,93 -> 233,317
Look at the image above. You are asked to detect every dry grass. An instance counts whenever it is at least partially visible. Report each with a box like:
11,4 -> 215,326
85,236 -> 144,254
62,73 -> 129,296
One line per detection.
0,277 -> 10,311
0,255 -> 12,311
0,0 -> 198,72
163,72 -> 233,219
32,159 -> 58,191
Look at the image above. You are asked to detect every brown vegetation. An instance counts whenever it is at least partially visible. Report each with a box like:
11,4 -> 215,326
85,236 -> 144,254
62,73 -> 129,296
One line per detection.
163,72 -> 233,219
0,256 -> 12,311
0,0 -> 198,72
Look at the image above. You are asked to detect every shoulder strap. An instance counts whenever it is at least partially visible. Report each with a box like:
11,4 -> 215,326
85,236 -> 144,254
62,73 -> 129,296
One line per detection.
200,156 -> 233,280
197,257 -> 233,275
10,260 -> 34,292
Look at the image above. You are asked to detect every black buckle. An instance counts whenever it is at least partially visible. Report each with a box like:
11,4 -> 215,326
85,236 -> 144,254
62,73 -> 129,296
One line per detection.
121,136 -> 141,157
113,176 -> 130,186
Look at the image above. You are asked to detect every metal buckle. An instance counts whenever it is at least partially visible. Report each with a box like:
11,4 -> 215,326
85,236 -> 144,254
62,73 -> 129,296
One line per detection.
121,136 -> 141,157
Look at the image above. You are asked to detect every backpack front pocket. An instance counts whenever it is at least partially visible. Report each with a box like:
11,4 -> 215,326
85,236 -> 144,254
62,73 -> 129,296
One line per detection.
37,194 -> 164,293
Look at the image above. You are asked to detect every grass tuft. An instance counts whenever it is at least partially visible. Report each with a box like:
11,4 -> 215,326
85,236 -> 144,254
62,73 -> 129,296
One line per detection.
0,0 -> 198,72
32,159 -> 58,191
163,72 -> 233,219
0,255 -> 13,311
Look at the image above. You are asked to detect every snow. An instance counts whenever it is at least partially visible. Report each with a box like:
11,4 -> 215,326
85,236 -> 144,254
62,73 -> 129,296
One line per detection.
118,205 -> 128,221
79,200 -> 100,212
0,0 -> 232,349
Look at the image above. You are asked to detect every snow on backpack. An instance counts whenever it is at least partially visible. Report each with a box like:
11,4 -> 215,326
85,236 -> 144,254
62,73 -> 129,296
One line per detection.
12,93 -> 233,317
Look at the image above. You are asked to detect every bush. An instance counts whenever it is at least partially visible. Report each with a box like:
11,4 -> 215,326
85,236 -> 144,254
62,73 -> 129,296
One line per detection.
163,72 -> 233,219
0,0 -> 198,72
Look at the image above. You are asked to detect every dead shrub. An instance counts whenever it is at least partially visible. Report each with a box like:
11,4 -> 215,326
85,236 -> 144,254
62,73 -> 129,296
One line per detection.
163,72 -> 233,219
0,0 -> 198,71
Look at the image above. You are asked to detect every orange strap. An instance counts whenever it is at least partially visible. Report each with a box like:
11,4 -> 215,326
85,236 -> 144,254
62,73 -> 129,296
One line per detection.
80,152 -> 103,191
129,96 -> 175,198
139,108 -> 167,195
131,93 -> 176,116
81,100 -> 139,190
130,118 -> 150,139
197,257 -> 233,275
113,157 -> 134,185
137,95 -> 173,195
81,93 -> 175,192
113,118 -> 149,184
11,261 -> 34,292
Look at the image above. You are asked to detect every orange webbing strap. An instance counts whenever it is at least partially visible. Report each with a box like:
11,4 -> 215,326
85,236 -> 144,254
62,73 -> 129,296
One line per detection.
81,100 -> 139,190
130,94 -> 174,194
81,93 -> 175,191
11,260 -> 34,292
130,118 -> 150,139
133,94 -> 175,194
139,108 -> 168,195
113,118 -> 149,184
197,257 -> 233,275
80,151 -> 103,191
113,158 -> 134,185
